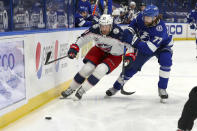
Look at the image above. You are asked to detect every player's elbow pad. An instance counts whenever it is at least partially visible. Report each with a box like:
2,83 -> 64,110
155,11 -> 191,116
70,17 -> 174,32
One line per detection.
122,29 -> 134,44
85,21 -> 93,27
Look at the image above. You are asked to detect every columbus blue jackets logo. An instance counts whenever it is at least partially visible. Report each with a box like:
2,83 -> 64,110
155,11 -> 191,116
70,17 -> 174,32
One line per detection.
97,43 -> 112,52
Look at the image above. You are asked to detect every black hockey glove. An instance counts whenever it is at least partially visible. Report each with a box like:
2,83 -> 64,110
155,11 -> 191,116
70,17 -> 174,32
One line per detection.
190,24 -> 196,29
68,44 -> 79,59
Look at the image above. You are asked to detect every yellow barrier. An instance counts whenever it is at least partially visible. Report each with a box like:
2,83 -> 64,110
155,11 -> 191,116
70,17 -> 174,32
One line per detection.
173,38 -> 195,41
0,80 -> 72,129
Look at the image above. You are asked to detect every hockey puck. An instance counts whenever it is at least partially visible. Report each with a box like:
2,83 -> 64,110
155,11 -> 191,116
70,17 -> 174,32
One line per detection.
45,116 -> 52,120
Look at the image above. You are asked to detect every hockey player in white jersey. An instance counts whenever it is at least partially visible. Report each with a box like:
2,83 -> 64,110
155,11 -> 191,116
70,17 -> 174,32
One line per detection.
61,14 -> 135,100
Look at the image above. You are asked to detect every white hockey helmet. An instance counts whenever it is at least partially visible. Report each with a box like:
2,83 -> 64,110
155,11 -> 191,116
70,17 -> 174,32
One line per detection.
99,14 -> 113,35
129,1 -> 136,6
119,8 -> 125,13
99,14 -> 113,26
112,9 -> 120,16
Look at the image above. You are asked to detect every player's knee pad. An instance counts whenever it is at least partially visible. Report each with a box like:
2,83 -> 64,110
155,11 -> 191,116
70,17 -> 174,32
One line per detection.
159,51 -> 172,67
159,51 -> 172,79
87,63 -> 109,86
189,86 -> 197,101
79,62 -> 96,78
92,63 -> 109,79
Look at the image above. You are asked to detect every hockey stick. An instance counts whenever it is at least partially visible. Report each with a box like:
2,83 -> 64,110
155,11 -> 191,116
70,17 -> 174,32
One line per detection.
92,0 -> 99,16
105,0 -> 108,14
195,26 -> 197,59
120,46 -> 136,95
44,51 -> 68,65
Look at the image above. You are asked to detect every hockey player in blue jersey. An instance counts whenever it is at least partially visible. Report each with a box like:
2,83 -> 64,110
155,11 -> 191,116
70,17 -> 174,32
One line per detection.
77,0 -> 92,14
187,3 -> 197,59
75,6 -> 98,27
106,5 -> 173,103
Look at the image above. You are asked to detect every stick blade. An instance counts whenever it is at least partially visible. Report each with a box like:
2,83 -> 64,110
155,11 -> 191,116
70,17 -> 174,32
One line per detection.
120,87 -> 135,95
45,51 -> 52,65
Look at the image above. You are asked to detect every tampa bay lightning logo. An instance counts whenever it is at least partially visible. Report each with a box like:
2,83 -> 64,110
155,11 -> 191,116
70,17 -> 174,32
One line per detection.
156,25 -> 163,32
97,43 -> 112,52
140,32 -> 150,41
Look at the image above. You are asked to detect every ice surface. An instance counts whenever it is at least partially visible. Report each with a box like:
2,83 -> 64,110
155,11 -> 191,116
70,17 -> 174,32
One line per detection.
3,41 -> 197,131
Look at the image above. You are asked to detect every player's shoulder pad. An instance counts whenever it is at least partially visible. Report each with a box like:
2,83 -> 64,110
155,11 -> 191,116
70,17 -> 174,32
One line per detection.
112,24 -> 123,35
88,24 -> 100,34
136,13 -> 143,20
92,24 -> 99,29
154,20 -> 167,36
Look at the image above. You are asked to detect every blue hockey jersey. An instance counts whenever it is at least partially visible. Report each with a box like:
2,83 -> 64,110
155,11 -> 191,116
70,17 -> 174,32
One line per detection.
77,0 -> 92,14
187,9 -> 197,24
75,13 -> 93,27
123,13 -> 173,55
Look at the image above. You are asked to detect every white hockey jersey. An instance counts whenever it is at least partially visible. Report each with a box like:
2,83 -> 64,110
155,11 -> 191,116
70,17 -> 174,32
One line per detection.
76,24 -> 129,56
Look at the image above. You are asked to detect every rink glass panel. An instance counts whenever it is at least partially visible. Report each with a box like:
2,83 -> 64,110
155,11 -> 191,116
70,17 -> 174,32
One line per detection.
0,0 -> 10,32
46,0 -> 69,29
13,0 -> 45,30
0,0 -> 197,32
138,0 -> 194,23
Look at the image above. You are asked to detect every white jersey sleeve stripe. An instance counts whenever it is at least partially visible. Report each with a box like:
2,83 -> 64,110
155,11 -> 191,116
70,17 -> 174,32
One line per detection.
159,70 -> 170,79
167,37 -> 174,47
78,20 -> 86,27
127,27 -> 136,35
146,41 -> 157,52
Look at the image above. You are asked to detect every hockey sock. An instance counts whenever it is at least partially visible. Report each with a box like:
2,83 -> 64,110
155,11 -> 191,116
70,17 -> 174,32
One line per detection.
80,63 -> 109,92
70,62 -> 95,90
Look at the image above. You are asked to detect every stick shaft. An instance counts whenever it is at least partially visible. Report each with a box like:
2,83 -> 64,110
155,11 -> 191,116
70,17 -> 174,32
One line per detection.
92,0 -> 99,16
45,55 -> 68,65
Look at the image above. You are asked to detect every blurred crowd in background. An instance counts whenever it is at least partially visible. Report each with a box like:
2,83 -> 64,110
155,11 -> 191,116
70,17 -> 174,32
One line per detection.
0,0 -> 196,32
75,0 -> 197,27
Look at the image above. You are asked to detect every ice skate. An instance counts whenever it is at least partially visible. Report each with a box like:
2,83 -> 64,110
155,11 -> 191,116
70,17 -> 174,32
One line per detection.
61,87 -> 75,98
72,87 -> 85,101
177,129 -> 190,131
158,88 -> 168,103
106,87 -> 119,96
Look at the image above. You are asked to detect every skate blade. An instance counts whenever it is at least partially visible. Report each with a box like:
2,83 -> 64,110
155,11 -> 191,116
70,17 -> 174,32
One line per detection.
104,95 -> 111,99
160,98 -> 167,103
72,96 -> 81,101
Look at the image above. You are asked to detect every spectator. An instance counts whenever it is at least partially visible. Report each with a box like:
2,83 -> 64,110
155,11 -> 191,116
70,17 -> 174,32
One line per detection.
77,0 -> 92,14
90,0 -> 100,16
75,6 -> 98,27
124,1 -> 137,24
139,2 -> 146,12
112,9 -> 121,24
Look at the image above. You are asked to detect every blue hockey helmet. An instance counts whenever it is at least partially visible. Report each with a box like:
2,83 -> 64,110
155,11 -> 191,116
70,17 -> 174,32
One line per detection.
79,6 -> 88,13
143,5 -> 159,18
